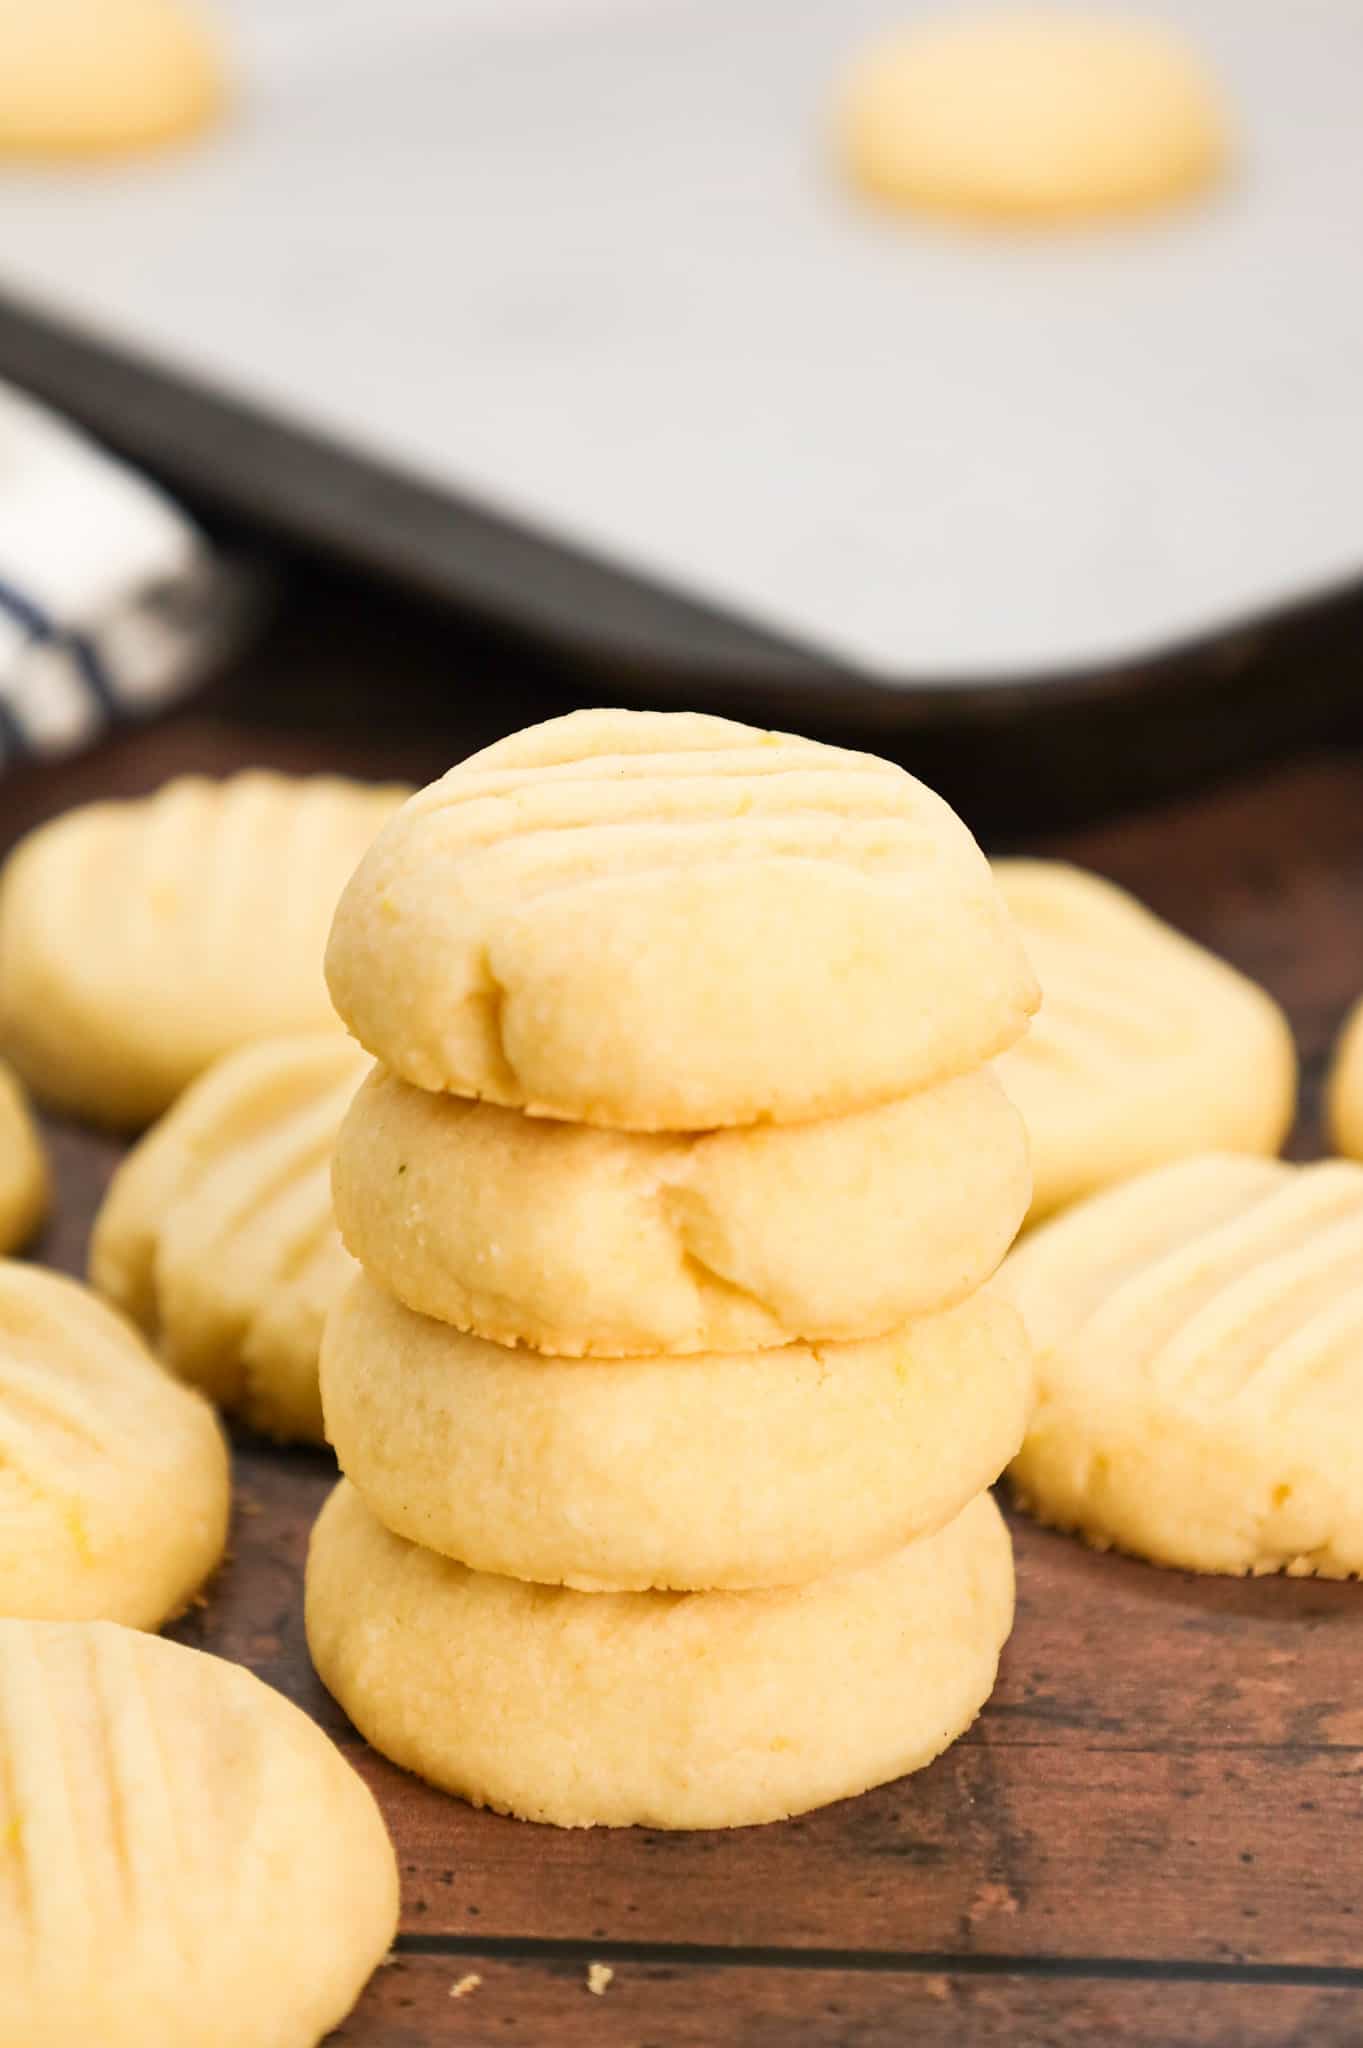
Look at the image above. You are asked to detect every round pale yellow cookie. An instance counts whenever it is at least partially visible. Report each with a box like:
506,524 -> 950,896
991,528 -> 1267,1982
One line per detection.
0,1261 -> 228,1627
995,861 -> 1295,1222
0,1619 -> 398,2047
307,1481 -> 1013,1829
1327,997 -> 1363,1162
0,0 -> 222,158
0,1061 -> 47,1255
90,1033 -> 370,1443
323,1271 -> 1032,1591
837,10 -> 1229,224
996,1154 -> 1363,1576
325,709 -> 1038,1131
334,1063 -> 1029,1355
0,771 -> 407,1127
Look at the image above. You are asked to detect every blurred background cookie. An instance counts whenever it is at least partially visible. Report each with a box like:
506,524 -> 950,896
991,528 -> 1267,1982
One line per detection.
0,771 -> 406,1126
837,8 -> 1229,223
0,1059 -> 47,1254
0,0 -> 222,158
90,1033 -> 369,1443
1327,996 -> 1363,1161
995,861 -> 1295,1221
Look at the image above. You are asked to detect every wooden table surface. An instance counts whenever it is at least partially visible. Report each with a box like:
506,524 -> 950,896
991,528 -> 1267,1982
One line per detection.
6,565 -> 1363,2046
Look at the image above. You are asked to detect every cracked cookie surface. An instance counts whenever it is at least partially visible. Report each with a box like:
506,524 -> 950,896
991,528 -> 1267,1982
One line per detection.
325,708 -> 1038,1130
333,1061 -> 1029,1355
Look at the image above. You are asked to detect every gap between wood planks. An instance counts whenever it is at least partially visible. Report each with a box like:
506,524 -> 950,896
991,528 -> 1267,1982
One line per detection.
392,1936 -> 1363,1989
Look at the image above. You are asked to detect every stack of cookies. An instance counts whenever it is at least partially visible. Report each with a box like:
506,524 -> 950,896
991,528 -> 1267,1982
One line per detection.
306,709 -> 1039,1830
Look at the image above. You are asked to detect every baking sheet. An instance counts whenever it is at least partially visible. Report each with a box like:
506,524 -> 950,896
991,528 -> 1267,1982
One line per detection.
0,0 -> 1359,685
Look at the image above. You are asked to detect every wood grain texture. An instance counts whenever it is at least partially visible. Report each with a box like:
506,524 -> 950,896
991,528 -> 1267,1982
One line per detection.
5,608 -> 1363,2041
333,1955 -> 1363,2048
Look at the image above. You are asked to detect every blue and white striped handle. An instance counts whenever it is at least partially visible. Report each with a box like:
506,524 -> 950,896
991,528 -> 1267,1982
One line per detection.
0,383 -> 240,770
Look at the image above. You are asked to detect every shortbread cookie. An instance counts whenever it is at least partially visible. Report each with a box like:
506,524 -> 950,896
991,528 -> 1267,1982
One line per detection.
0,1062 -> 47,1254
326,709 -> 1038,1130
335,1064 -> 1029,1355
0,1262 -> 228,1626
0,770 -> 407,1126
0,0 -> 222,157
995,862 -> 1295,1221
0,1619 -> 398,2046
997,1155 -> 1363,1576
837,11 -> 1228,223
91,1034 -> 370,1443
1327,998 -> 1363,1162
323,1272 -> 1031,1591
308,1481 -> 1013,1828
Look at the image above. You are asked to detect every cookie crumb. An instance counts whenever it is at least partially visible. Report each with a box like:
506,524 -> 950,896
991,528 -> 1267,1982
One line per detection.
449,1973 -> 482,2000
586,1963 -> 614,1996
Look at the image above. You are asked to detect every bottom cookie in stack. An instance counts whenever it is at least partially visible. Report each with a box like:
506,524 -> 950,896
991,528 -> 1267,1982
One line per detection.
307,1482 -> 1014,1831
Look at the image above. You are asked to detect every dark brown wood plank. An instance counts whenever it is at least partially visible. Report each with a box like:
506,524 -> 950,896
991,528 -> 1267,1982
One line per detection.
334,1954 -> 1363,2047
369,1733 -> 1363,1964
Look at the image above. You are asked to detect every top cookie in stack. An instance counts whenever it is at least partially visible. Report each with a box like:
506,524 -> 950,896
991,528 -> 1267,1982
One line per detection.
326,708 -> 1038,1132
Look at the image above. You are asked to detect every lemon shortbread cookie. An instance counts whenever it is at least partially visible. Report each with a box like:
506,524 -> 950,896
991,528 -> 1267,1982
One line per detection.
334,1064 -> 1029,1355
0,1619 -> 398,2047
0,771 -> 407,1127
0,1262 -> 228,1626
308,1481 -> 1013,1829
997,1155 -> 1363,1576
837,10 -> 1228,224
0,1062 -> 47,1254
323,1272 -> 1032,1591
326,709 -> 1038,1131
91,1034 -> 370,1442
0,0 -> 222,158
1327,998 -> 1363,1162
995,862 -> 1295,1222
